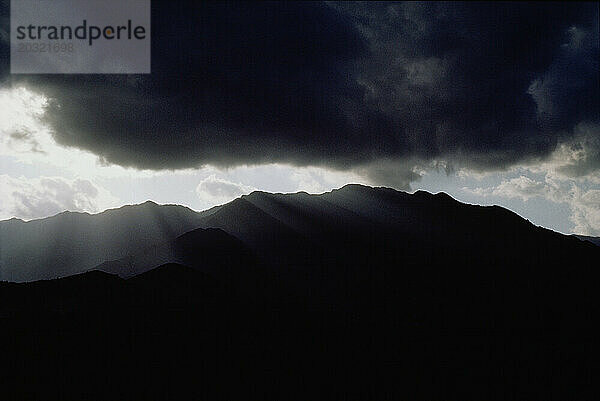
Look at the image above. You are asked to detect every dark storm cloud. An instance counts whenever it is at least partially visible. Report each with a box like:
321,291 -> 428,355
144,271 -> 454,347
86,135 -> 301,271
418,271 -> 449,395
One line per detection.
1,1 -> 598,178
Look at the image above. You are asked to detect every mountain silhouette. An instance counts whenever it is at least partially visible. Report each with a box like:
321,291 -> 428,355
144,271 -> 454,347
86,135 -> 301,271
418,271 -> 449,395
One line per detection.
0,185 -> 597,399
2,184 -> 596,283
0,201 -> 210,281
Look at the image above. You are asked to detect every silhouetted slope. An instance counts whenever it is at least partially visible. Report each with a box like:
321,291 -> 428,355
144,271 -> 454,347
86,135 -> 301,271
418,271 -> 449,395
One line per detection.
576,234 -> 600,246
196,197 -> 319,278
131,262 -> 211,283
199,197 -> 310,251
0,201 -> 205,281
128,263 -> 222,307
0,264 -> 220,317
174,227 -> 255,270
173,228 -> 271,295
94,226 -> 273,300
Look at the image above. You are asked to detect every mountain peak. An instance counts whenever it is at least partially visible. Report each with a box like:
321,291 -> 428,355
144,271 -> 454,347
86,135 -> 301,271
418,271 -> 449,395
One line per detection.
0,217 -> 25,224
337,183 -> 377,192
413,190 -> 457,202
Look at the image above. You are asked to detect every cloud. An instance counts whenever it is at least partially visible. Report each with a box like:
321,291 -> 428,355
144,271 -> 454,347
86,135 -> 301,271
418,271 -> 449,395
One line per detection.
0,2 -> 596,185
545,123 -> 600,181
0,175 -> 119,220
0,86 -> 48,155
569,188 -> 600,236
0,86 -> 169,179
469,171 -> 600,236
474,176 -> 554,202
354,158 -> 428,190
196,175 -> 256,206
464,122 -> 599,236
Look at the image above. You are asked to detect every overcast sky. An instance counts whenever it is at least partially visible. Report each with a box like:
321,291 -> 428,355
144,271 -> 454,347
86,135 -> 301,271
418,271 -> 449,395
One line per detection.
0,1 -> 598,235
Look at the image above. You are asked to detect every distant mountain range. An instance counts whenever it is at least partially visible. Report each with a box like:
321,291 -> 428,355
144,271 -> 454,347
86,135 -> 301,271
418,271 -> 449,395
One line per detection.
0,201 -> 212,281
1,184 -> 597,399
1,184 -> 597,283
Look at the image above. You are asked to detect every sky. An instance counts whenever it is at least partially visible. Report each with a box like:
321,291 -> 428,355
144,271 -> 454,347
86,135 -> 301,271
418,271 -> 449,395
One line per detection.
0,1 -> 598,235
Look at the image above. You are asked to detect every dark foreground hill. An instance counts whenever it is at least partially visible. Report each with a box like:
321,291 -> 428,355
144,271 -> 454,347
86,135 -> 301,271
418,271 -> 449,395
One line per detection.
1,185 -> 598,400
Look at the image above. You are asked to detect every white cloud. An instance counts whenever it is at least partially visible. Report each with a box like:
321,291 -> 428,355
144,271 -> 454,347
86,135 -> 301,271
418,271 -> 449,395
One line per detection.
0,175 -> 119,221
469,174 -> 599,236
514,123 -> 599,185
195,175 -> 256,206
290,166 -> 366,193
472,176 -> 559,202
0,86 -> 48,155
569,188 -> 600,236
461,123 -> 600,235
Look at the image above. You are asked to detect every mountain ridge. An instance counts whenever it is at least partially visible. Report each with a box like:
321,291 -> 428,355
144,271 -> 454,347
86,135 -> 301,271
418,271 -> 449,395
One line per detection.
1,184 -> 598,282
0,183 -> 589,237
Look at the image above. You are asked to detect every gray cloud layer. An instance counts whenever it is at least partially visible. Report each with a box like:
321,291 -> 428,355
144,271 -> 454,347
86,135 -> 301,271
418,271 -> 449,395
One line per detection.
1,2 -> 598,183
